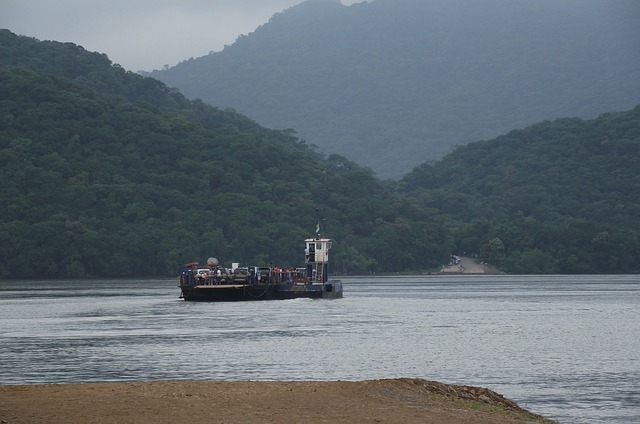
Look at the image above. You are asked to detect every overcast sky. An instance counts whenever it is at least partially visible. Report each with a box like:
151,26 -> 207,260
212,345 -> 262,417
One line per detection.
1,0 -> 361,72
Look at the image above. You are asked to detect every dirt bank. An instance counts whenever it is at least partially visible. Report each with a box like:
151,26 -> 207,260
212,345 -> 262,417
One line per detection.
0,378 -> 555,424
440,257 -> 503,275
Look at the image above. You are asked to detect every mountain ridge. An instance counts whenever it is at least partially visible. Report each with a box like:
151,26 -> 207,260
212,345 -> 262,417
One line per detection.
149,0 -> 640,179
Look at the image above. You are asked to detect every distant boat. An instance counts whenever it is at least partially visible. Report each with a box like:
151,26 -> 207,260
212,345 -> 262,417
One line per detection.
178,235 -> 343,301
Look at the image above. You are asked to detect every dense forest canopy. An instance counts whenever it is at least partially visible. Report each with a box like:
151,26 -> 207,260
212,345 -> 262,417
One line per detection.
2,29 -> 639,277
149,0 -> 640,179
0,30 -> 450,279
400,107 -> 640,274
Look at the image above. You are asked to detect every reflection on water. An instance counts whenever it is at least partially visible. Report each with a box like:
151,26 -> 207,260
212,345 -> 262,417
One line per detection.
1,275 -> 639,423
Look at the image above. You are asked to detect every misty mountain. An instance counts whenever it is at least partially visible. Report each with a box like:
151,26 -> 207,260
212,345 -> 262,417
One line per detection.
148,0 -> 640,179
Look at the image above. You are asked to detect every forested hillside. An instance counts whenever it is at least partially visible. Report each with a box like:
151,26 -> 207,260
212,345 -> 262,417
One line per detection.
400,107 -> 640,273
0,30 -> 450,279
2,29 -> 638,277
149,0 -> 640,179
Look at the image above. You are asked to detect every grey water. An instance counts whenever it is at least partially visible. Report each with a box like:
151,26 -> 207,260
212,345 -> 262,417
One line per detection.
1,275 -> 638,424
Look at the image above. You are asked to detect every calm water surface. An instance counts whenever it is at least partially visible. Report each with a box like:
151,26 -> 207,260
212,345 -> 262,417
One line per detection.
1,275 -> 638,424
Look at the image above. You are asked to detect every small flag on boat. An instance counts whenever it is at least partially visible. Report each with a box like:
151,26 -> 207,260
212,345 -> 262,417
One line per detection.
316,222 -> 320,235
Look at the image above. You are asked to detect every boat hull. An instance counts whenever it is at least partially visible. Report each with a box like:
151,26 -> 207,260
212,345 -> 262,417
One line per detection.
179,280 -> 342,302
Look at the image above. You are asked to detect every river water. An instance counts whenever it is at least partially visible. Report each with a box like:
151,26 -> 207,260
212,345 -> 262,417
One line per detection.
1,275 -> 638,423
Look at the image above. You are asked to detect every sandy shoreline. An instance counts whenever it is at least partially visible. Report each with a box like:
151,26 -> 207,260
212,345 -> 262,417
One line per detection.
1,378 -> 554,423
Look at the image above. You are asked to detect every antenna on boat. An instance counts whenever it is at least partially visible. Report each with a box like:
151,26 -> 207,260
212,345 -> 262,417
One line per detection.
315,207 -> 321,238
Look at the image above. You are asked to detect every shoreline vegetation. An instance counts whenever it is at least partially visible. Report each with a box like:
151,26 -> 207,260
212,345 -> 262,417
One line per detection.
0,378 -> 555,423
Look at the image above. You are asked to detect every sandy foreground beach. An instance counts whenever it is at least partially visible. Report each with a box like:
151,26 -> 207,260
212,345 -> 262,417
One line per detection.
1,378 -> 555,423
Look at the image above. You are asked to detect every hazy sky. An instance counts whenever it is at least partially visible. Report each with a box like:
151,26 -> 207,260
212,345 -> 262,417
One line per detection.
1,0 -> 361,72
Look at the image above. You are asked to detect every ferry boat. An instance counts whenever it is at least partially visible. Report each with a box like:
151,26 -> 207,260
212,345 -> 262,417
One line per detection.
177,235 -> 343,301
